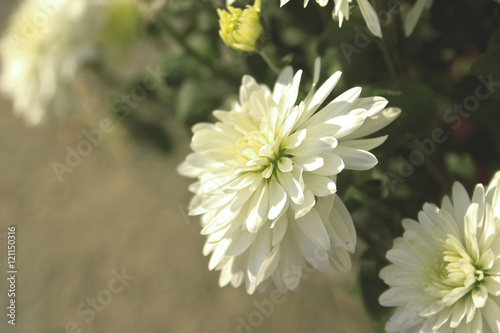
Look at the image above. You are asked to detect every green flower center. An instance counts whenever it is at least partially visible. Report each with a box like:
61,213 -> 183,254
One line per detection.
235,131 -> 290,178
441,235 -> 484,288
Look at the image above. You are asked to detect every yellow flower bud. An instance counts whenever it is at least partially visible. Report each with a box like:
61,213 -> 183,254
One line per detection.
217,0 -> 264,53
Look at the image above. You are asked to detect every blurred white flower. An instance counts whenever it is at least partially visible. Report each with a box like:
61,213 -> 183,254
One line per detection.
0,0 -> 141,126
178,58 -> 400,294
403,0 -> 434,37
280,0 -> 382,38
380,172 -> 500,332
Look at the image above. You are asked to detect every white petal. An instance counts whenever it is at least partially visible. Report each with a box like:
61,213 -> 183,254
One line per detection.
245,184 -> 269,233
357,0 -> 382,37
218,256 -> 235,287
450,300 -> 468,328
307,114 -> 366,139
339,135 -> 388,151
294,155 -> 324,171
283,128 -> 307,149
379,287 -> 416,307
240,75 -> 261,104
432,306 -> 454,331
247,227 -> 272,283
256,246 -> 281,285
186,153 -> 224,170
292,221 -> 330,272
386,245 -> 424,271
334,145 -> 378,170
404,0 -> 428,37
283,70 -> 303,108
177,161 -> 203,177
301,70 -> 342,122
478,249 -> 495,271
452,181 -> 472,232
385,307 -> 424,332
341,107 -> 401,140
485,171 -> 500,219
288,137 -> 334,157
279,233 -> 304,290
443,286 -> 473,307
313,153 -> 345,176
295,207 -> 330,249
268,178 -> 288,220
277,168 -> 304,205
302,87 -> 362,128
208,238 -> 231,270
328,247 -> 352,273
350,96 -> 389,116
482,299 -> 500,332
471,285 -> 488,309
303,172 -> 337,196
226,229 -> 258,256
292,188 -> 316,219
325,196 -> 356,252
272,214 -> 288,246
278,157 -> 293,172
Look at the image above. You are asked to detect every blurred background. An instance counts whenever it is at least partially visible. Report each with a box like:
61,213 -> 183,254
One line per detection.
1,0 -> 499,332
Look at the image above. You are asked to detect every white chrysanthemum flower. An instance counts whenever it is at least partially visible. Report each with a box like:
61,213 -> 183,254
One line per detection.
0,0 -> 141,125
380,172 -> 500,333
403,0 -> 434,37
280,0 -> 382,38
178,58 -> 400,294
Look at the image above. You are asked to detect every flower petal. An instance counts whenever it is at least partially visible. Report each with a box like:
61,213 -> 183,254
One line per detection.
357,0 -> 382,37
268,178 -> 288,220
334,145 -> 378,170
341,107 -> 401,140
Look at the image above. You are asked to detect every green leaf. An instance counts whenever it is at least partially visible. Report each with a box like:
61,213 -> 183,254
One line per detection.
444,152 -> 476,181
363,78 -> 436,140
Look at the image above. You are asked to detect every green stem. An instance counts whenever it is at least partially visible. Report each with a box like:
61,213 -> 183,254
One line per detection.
259,47 -> 282,75
371,0 -> 405,79
405,142 -> 451,192
375,38 -> 398,79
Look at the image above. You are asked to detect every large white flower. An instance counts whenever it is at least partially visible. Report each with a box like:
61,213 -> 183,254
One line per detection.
0,0 -> 141,125
403,0 -> 434,37
380,172 -> 500,332
280,0 -> 382,38
178,58 -> 400,294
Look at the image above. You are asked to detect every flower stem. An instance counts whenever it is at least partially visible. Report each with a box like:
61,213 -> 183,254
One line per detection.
404,142 -> 451,192
372,0 -> 406,78
259,47 -> 282,75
